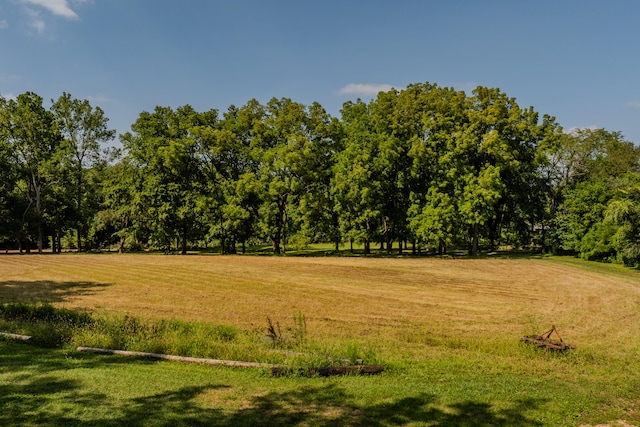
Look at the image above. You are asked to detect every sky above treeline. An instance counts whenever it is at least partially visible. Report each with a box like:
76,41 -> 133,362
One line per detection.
1,0 -> 640,144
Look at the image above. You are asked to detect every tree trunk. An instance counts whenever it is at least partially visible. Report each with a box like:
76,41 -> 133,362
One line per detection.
470,222 -> 479,256
31,172 -> 44,254
35,198 -> 43,254
273,194 -> 287,254
76,165 -> 84,252
219,215 -> 226,254
271,237 -> 281,254
37,223 -> 44,254
16,230 -> 23,253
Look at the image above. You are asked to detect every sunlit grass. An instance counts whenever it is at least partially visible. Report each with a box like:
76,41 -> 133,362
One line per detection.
1,253 -> 640,425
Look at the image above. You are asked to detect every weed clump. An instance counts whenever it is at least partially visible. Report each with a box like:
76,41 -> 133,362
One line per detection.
265,311 -> 308,350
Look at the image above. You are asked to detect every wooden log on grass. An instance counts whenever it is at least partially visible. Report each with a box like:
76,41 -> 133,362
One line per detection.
77,347 -> 383,376
76,347 -> 277,368
0,332 -> 32,341
271,364 -> 383,377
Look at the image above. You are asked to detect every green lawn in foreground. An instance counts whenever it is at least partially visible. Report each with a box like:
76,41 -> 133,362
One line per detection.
1,335 -> 637,427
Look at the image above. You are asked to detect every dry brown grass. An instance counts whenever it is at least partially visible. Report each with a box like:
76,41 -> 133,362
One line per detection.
2,253 -> 640,353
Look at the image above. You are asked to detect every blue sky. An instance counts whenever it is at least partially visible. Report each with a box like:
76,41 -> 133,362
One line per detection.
2,0 -> 640,144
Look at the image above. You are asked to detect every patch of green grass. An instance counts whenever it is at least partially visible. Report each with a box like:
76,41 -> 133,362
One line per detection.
1,304 -> 638,426
2,336 -> 635,426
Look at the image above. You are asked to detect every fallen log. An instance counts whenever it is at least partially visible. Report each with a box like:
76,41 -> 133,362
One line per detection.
270,349 -> 363,365
76,347 -> 277,368
271,364 -> 383,377
77,346 -> 382,376
0,332 -> 32,341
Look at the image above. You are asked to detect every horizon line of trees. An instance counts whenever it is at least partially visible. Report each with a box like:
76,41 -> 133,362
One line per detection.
2,83 -> 640,265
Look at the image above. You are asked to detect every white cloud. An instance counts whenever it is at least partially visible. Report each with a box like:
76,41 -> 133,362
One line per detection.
338,83 -> 395,96
19,0 -> 79,19
625,101 -> 640,108
25,8 -> 46,33
0,20 -> 8,29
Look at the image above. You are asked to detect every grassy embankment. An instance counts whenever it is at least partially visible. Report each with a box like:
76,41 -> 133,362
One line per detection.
1,252 -> 639,426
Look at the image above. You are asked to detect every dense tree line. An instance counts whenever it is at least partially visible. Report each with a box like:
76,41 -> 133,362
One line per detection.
2,84 -> 639,264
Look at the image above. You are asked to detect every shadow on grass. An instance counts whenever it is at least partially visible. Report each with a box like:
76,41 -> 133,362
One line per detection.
0,342 -> 546,427
0,280 -> 111,303
220,386 -> 545,427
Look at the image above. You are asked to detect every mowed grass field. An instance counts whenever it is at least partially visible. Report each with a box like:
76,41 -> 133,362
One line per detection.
1,253 -> 640,426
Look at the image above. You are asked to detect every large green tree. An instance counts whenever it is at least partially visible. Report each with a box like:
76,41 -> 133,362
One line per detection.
333,99 -> 384,254
405,83 -> 469,254
551,129 -> 640,261
121,105 -> 214,254
0,92 -> 62,253
51,92 -> 115,251
252,98 -> 328,253
195,103 -> 259,253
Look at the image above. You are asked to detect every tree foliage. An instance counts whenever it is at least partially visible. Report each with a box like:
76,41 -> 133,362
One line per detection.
2,85 -> 640,266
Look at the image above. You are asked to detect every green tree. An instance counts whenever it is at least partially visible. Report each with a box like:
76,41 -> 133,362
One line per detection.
371,88 -> 414,253
333,99 -> 383,254
293,102 -> 343,250
195,103 -> 259,253
0,98 -> 18,246
51,92 -> 115,251
94,157 -> 149,252
0,92 -> 62,253
121,105 -> 213,254
603,175 -> 640,266
252,98 -> 319,253
550,128 -> 640,258
405,83 -> 468,254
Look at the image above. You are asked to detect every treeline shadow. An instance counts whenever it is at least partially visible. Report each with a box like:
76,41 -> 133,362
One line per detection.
0,343 -> 546,427
0,280 -> 111,303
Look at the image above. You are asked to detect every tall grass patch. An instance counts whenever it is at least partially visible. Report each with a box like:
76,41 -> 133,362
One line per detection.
0,302 -> 91,347
1,304 -> 376,369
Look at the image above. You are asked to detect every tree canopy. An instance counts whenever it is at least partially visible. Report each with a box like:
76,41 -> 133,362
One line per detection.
1,84 -> 639,265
